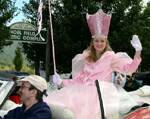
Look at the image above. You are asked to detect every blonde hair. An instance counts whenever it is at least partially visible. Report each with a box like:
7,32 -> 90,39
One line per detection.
86,38 -> 112,62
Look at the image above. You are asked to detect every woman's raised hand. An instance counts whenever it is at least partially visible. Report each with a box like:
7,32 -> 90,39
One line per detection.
130,35 -> 142,51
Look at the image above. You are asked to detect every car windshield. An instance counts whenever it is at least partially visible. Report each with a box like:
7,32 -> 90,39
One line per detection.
0,78 -> 15,109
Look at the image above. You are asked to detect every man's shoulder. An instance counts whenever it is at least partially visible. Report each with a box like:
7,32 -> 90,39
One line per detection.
32,101 -> 52,118
32,101 -> 51,113
9,106 -> 23,112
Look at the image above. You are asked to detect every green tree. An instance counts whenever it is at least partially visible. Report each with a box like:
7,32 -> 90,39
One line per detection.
13,47 -> 23,71
21,0 -> 48,75
137,2 -> 150,71
52,0 -> 146,72
22,0 -> 150,73
0,0 -> 16,50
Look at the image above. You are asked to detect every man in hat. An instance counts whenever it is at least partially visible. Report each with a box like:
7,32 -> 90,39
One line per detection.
0,75 -> 52,119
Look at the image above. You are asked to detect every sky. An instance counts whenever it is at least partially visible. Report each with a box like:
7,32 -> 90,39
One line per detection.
10,0 -> 149,24
10,0 -> 29,24
143,0 -> 149,5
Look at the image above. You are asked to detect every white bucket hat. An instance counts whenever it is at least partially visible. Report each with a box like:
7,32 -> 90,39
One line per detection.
18,75 -> 48,95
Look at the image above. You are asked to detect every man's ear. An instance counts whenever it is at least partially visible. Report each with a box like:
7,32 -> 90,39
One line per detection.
31,89 -> 37,96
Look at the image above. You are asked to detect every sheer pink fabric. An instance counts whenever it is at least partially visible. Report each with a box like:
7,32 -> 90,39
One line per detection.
44,51 -> 141,118
86,9 -> 111,37
44,9 -> 142,119
44,81 -> 120,119
45,84 -> 101,119
64,51 -> 141,86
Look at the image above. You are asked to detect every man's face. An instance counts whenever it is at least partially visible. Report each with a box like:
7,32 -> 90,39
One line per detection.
18,81 -> 33,102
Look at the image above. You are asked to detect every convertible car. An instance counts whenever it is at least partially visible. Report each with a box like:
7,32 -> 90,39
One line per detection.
0,72 -> 149,119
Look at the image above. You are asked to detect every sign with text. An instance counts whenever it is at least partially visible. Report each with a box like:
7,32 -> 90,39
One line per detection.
9,22 -> 46,43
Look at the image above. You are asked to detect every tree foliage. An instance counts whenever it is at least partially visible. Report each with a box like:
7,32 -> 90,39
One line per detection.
13,47 -> 23,71
22,0 -> 150,73
138,2 -> 150,71
22,0 -> 48,74
0,0 -> 16,51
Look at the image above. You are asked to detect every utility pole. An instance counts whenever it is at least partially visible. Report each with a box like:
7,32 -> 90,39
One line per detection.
45,0 -> 55,82
45,25 -> 51,82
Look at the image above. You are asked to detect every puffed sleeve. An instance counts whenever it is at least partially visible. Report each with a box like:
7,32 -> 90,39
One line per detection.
63,50 -> 89,86
72,50 -> 89,78
111,52 -> 141,75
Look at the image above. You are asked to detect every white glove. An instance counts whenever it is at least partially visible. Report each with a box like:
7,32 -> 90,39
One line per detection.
130,35 -> 142,51
52,72 -> 62,86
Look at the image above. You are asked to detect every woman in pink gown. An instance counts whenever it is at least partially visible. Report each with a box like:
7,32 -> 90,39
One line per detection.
45,9 -> 142,119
